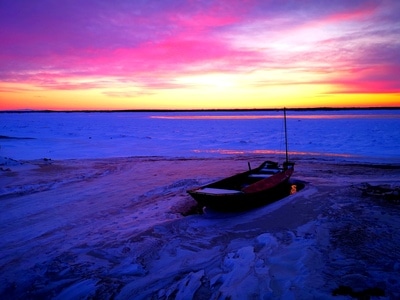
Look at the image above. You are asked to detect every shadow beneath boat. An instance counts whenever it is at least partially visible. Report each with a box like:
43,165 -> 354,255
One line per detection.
183,179 -> 306,216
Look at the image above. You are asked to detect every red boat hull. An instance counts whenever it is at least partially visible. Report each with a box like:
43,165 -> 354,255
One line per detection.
188,161 -> 294,211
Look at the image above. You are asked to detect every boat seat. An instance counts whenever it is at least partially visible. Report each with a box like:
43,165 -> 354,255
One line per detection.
259,168 -> 280,174
198,188 -> 242,195
248,174 -> 271,178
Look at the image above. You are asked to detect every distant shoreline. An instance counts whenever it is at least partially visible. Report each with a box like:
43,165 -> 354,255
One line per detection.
1,106 -> 400,113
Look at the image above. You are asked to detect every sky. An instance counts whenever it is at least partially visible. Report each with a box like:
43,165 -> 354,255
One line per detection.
1,0 -> 400,110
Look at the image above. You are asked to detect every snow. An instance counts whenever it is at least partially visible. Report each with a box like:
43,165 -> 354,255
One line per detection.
1,110 -> 400,298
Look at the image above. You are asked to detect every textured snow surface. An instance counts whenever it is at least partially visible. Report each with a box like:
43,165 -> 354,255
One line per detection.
1,156 -> 400,299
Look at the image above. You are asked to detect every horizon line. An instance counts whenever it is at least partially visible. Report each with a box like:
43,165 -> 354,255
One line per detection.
1,106 -> 400,113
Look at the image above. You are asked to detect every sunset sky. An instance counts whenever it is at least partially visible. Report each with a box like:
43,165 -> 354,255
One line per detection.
1,0 -> 399,110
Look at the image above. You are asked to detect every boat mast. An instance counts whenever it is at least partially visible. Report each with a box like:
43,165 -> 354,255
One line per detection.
284,107 -> 289,164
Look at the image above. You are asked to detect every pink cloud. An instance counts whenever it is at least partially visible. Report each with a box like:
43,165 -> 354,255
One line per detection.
322,1 -> 378,23
328,65 -> 400,94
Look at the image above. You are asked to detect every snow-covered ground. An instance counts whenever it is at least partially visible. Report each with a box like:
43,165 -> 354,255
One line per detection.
1,155 -> 400,299
1,110 -> 400,298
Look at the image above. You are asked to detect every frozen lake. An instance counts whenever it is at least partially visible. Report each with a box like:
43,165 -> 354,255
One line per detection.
1,111 -> 400,298
1,109 -> 400,162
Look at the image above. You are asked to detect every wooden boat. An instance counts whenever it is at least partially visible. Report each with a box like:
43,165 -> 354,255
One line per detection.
187,109 -> 294,211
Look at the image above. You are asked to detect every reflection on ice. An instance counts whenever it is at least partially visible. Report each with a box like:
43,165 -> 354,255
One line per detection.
290,184 -> 297,195
150,115 -> 282,120
193,149 -> 356,158
150,113 -> 400,120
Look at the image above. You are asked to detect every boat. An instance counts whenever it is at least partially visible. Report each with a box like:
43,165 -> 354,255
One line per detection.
187,109 -> 295,211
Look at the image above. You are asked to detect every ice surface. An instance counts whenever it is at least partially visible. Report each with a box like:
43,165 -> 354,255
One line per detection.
1,110 -> 399,162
